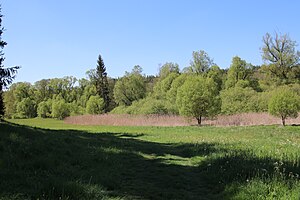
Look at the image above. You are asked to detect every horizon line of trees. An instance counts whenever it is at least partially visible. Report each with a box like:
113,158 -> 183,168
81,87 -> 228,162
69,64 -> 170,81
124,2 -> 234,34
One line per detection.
3,32 -> 300,125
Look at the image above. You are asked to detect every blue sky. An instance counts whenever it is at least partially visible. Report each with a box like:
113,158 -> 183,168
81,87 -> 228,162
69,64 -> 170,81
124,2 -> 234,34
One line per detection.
2,0 -> 300,83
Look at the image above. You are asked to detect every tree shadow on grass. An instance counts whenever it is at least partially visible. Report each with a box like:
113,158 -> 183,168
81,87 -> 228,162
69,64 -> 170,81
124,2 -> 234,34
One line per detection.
0,121 -> 299,199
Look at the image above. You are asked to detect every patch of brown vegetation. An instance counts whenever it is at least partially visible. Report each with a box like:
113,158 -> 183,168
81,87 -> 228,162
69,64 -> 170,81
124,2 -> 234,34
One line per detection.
64,113 -> 300,127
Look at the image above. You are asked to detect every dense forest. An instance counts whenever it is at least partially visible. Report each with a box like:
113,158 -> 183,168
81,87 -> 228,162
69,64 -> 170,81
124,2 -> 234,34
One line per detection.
3,32 -> 300,125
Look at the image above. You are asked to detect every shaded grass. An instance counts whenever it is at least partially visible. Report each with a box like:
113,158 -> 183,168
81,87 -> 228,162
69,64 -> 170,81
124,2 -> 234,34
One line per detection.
1,119 -> 300,199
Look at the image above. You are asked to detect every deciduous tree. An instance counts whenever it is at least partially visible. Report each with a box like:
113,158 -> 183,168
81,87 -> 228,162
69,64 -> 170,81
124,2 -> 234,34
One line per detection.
188,50 -> 214,74
268,87 -> 300,126
262,32 -> 300,82
225,56 -> 257,89
158,62 -> 180,80
176,76 -> 221,125
114,66 -> 146,106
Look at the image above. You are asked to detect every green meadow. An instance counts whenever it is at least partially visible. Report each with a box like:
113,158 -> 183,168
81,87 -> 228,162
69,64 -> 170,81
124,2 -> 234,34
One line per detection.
1,118 -> 300,199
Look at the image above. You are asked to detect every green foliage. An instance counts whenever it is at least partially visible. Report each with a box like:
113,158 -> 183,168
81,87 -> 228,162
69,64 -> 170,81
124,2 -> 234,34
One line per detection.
13,82 -> 32,102
113,69 -> 146,106
51,99 -> 70,120
153,72 -> 179,99
268,87 -> 300,125
144,75 -> 157,94
3,89 -> 16,118
140,99 -> 169,115
68,101 -> 85,116
288,83 -> 300,95
33,79 -> 51,104
207,65 -> 224,91
225,56 -> 259,90
110,104 -> 128,114
111,97 -> 177,115
289,65 -> 300,83
134,97 -> 177,115
91,54 -> 111,113
37,100 -> 52,118
166,73 -> 189,104
176,76 -> 221,125
86,95 -> 105,114
78,84 -> 97,108
16,97 -> 36,118
221,86 -> 259,114
247,91 -> 272,113
262,32 -> 300,82
158,62 -> 180,79
131,65 -> 143,75
188,50 -> 214,74
44,77 -> 78,103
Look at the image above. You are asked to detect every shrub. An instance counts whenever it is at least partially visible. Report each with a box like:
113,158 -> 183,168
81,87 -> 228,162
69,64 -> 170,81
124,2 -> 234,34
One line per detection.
86,95 -> 105,115
69,101 -> 85,116
111,97 -> 179,115
248,92 -> 272,112
110,105 -> 129,114
221,87 -> 257,114
51,100 -> 70,119
138,98 -> 174,115
37,100 -> 52,118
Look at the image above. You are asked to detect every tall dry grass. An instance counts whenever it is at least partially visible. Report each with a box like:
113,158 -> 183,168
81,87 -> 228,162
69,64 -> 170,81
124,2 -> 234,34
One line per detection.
205,112 -> 300,126
64,113 -> 300,127
64,114 -> 192,126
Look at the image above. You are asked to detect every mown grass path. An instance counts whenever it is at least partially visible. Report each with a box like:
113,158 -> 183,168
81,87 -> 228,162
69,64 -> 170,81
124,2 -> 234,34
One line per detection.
1,118 -> 300,199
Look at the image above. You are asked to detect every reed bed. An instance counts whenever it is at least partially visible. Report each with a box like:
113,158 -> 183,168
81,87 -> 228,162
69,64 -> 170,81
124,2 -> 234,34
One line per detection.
64,114 -> 193,126
64,112 -> 300,126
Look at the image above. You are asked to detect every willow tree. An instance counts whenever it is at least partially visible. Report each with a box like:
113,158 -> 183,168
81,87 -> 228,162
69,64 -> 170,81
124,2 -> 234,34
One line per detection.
268,87 -> 300,126
176,76 -> 221,125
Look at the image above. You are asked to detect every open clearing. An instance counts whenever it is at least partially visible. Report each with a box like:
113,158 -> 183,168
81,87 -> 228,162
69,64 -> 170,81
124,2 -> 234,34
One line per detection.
1,118 -> 300,199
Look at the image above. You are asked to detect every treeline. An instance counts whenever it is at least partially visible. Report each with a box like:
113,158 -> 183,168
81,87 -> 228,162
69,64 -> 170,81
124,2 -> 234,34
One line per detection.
3,32 -> 300,124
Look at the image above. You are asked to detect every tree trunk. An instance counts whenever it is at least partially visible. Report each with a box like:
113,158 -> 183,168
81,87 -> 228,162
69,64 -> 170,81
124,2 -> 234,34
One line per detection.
281,116 -> 286,126
197,116 -> 202,126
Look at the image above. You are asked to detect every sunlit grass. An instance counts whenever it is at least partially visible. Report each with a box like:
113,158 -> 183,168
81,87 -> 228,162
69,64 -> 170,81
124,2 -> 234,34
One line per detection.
1,118 -> 300,199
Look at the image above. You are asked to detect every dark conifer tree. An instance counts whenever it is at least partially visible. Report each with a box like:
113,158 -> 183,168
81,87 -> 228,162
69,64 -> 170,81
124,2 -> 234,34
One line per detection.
95,54 -> 110,113
0,6 -> 19,117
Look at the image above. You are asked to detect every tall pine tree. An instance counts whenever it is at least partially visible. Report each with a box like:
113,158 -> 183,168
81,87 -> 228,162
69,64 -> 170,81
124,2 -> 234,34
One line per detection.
95,54 -> 110,113
0,5 -> 19,117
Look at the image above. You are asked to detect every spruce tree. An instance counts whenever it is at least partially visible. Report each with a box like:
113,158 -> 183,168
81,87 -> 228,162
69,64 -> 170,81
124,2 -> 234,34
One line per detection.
0,5 -> 19,117
95,54 -> 110,113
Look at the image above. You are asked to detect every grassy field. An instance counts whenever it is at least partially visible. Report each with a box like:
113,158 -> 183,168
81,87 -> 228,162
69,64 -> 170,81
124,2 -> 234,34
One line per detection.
1,118 -> 300,199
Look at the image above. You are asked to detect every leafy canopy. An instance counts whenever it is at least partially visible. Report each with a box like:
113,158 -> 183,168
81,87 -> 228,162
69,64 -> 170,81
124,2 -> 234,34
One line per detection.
268,87 -> 300,126
176,76 -> 221,125
86,95 -> 105,115
262,32 -> 300,81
